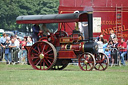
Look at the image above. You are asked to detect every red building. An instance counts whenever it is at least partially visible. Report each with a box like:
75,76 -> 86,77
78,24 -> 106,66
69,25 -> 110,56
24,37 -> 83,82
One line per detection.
59,0 -> 128,41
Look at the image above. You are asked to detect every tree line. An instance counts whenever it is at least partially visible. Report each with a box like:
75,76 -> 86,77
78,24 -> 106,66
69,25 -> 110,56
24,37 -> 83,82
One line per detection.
0,0 -> 59,32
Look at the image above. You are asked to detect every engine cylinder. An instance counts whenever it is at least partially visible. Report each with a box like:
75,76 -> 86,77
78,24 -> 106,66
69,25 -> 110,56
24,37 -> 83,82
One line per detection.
83,42 -> 98,54
61,41 -> 98,54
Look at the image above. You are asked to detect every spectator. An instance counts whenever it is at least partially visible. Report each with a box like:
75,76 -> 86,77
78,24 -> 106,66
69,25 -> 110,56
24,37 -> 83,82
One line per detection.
27,36 -> 33,46
95,34 -> 104,43
107,40 -> 114,64
103,39 -> 111,60
21,37 -> 27,64
103,39 -> 108,52
1,39 -> 11,64
6,34 -> 10,41
9,38 -> 18,64
13,35 -> 20,48
97,37 -> 104,53
18,38 -> 22,63
118,38 -> 127,66
111,38 -> 118,67
0,33 -> 6,61
0,33 -> 6,44
109,30 -> 117,41
104,48 -> 111,59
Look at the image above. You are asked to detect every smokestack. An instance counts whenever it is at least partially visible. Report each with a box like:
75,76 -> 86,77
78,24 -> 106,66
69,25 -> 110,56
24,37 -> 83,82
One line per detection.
84,7 -> 93,41
87,12 -> 93,41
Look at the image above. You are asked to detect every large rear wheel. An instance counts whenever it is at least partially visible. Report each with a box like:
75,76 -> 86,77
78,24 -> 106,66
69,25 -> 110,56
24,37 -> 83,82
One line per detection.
28,41 -> 57,70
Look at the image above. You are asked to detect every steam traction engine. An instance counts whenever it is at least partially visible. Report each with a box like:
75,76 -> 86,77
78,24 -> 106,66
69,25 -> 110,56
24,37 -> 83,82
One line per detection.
16,11 -> 109,71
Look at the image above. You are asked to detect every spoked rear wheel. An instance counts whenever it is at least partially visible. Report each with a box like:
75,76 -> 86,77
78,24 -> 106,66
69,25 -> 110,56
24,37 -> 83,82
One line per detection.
78,52 -> 96,71
94,52 -> 109,71
28,41 -> 57,70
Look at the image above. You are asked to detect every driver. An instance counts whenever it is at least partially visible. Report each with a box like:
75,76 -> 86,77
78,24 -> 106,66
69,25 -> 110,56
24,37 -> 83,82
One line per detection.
41,24 -> 51,36
32,24 -> 42,42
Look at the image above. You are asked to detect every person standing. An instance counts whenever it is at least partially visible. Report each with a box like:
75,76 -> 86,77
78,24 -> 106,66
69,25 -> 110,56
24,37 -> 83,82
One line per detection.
97,37 -> 104,53
111,38 -> 118,67
21,37 -> 27,64
9,38 -> 18,65
118,38 -> 127,66
13,36 -> 20,64
0,33 -> 6,61
109,30 -> 117,41
1,39 -> 11,64
27,36 -> 33,46
0,33 -> 6,44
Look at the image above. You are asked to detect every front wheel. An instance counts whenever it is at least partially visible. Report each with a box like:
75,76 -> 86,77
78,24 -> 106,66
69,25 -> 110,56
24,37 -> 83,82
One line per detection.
94,52 -> 109,71
78,52 -> 96,71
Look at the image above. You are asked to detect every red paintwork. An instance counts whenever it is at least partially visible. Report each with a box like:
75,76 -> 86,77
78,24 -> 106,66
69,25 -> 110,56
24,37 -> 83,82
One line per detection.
59,0 -> 128,41
58,50 -> 76,59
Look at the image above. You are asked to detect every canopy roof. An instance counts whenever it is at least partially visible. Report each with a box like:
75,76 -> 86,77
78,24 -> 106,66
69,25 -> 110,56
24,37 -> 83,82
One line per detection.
16,12 -> 89,24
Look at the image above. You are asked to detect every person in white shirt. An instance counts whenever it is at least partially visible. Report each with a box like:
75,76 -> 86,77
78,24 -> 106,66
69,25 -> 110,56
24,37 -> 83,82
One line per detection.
13,36 -> 19,48
9,37 -> 19,64
97,37 -> 104,53
79,22 -> 88,39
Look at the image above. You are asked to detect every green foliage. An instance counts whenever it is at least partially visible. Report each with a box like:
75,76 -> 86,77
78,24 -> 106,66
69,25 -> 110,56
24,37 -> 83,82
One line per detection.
0,0 -> 59,31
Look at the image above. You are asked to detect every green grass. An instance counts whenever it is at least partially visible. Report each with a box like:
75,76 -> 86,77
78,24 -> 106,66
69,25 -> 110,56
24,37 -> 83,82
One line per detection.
0,62 -> 128,85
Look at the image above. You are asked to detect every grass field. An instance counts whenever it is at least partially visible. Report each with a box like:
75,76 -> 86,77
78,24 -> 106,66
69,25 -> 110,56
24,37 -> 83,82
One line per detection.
0,62 -> 128,85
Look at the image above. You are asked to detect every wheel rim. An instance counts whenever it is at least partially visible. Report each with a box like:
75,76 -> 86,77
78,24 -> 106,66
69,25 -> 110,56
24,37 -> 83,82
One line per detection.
94,52 -> 109,71
78,52 -> 95,71
28,41 -> 57,70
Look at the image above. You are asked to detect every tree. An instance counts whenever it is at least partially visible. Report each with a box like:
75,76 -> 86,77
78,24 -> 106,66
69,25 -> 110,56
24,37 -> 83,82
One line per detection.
0,0 -> 59,31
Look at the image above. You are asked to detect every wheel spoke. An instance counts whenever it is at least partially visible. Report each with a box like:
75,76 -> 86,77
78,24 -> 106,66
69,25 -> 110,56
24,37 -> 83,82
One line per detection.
44,59 -> 49,67
40,59 -> 43,70
37,44 -> 41,53
45,56 -> 54,59
98,64 -> 101,69
31,47 -> 38,53
44,49 -> 52,55
47,59 -> 52,65
31,56 -> 39,60
43,60 -> 45,70
32,53 -> 39,56
36,59 -> 42,66
48,53 -> 54,56
85,64 -> 87,70
42,44 -> 46,53
33,58 -> 40,65
100,63 -> 105,70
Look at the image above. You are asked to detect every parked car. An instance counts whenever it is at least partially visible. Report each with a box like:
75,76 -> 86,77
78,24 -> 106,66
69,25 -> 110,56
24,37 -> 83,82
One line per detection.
4,31 -> 14,37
